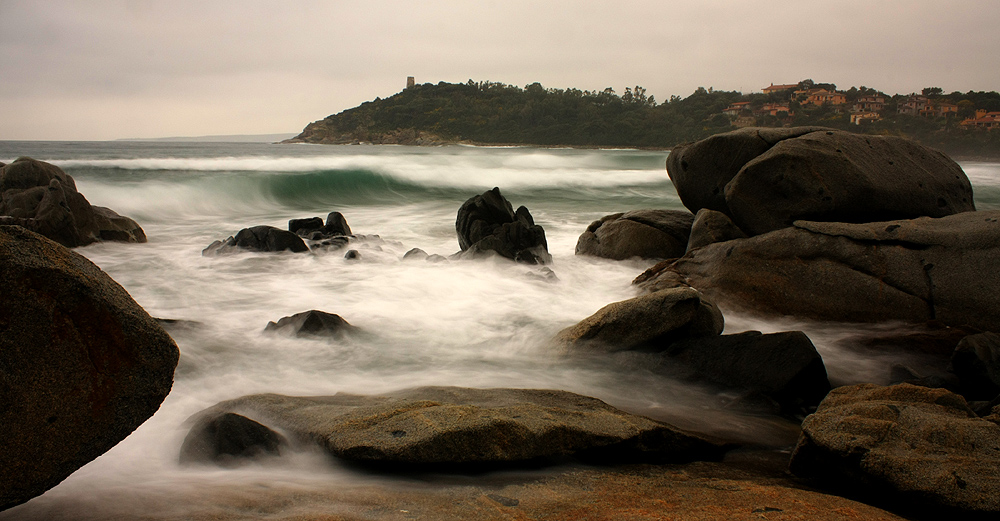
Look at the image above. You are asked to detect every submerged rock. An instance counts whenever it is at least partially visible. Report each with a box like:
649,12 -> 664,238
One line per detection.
575,209 -> 694,260
203,225 -> 308,255
0,157 -> 147,247
179,412 -> 286,466
187,387 -> 729,468
455,187 -> 551,264
667,127 -> 974,236
790,383 -> 1000,517
264,310 -> 358,338
0,226 -> 178,511
553,287 -> 723,353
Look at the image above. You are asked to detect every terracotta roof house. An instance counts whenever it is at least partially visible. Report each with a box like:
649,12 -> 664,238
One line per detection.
762,83 -> 798,93
722,101 -> 751,117
801,89 -> 847,106
961,111 -> 1000,130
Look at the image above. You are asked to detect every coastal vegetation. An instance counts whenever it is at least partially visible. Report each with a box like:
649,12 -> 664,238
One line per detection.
289,79 -> 1000,157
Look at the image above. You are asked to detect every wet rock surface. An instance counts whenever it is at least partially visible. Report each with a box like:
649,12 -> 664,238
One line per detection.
0,226 -> 178,511
790,383 -> 1000,518
667,127 -> 974,236
653,211 -> 1000,331
553,287 -> 724,353
0,157 -> 146,247
575,209 -> 694,260
187,386 -> 729,468
455,187 -> 551,264
264,310 -> 358,338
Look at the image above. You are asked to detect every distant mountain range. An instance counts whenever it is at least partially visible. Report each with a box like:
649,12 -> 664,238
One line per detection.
117,133 -> 297,143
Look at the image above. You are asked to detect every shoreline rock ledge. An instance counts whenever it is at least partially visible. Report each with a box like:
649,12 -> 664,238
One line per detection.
184,386 -> 730,468
0,226 -> 179,511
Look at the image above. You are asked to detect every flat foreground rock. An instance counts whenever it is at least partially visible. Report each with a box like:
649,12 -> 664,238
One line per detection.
0,226 -> 178,511
189,386 -> 728,467
0,462 -> 911,521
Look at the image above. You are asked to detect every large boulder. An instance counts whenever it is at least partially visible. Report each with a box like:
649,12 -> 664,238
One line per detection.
655,211 -> 1000,331
0,157 -> 147,247
666,127 -> 829,215
667,128 -> 975,236
575,209 -> 694,260
455,187 -> 550,264
789,383 -> 1000,517
553,287 -> 724,353
203,225 -> 309,255
665,331 -> 831,413
0,226 -> 178,511
185,387 -> 728,467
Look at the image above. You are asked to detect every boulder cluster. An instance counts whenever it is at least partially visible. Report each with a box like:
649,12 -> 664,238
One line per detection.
561,127 -> 1000,517
203,187 -> 551,265
0,157 -> 146,247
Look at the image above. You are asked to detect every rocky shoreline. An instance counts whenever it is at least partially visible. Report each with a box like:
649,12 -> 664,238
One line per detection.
3,129 -> 1000,519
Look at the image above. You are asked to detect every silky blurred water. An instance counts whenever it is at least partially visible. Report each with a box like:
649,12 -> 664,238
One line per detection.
2,141 -> 998,519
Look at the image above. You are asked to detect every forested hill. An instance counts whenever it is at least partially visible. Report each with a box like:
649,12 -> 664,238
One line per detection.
286,80 -> 1000,157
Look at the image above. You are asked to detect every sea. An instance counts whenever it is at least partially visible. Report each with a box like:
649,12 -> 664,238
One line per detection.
2,140 -> 999,519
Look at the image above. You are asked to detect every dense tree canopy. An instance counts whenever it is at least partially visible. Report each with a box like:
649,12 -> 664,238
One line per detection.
290,80 -> 1000,157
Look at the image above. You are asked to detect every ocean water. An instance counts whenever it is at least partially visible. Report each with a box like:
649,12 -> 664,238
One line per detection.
2,141 -> 999,519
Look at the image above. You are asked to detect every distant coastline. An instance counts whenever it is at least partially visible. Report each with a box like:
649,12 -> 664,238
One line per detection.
117,133 -> 297,143
285,80 -> 1000,159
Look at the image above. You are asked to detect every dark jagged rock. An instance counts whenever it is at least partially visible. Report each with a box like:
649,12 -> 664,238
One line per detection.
325,211 -> 352,236
667,127 -> 975,236
654,211 -> 1000,331
0,226 -> 178,511
952,332 -> 1000,401
179,412 -> 286,466
203,225 -> 309,255
553,287 -> 724,353
790,383 -> 1000,518
288,216 -> 324,235
686,208 -> 747,251
455,187 -> 550,264
92,206 -> 147,243
665,331 -> 831,413
186,387 -> 729,468
574,209 -> 694,260
0,157 -> 147,247
264,310 -> 357,338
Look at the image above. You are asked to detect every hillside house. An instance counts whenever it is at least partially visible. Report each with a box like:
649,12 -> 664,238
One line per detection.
762,83 -> 798,94
851,112 -> 881,125
755,103 -> 793,116
853,95 -> 886,113
723,101 -> 751,117
801,89 -> 847,106
961,111 -> 1000,130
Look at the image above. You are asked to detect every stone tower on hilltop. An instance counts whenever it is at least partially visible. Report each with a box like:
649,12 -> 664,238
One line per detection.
406,76 -> 415,89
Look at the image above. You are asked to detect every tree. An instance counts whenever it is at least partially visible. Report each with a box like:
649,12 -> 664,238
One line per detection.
922,87 -> 944,97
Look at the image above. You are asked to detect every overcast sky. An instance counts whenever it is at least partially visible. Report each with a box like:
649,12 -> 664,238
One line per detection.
1,0 -> 998,140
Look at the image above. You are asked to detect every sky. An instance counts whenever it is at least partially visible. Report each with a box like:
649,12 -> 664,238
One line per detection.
1,0 -> 998,141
